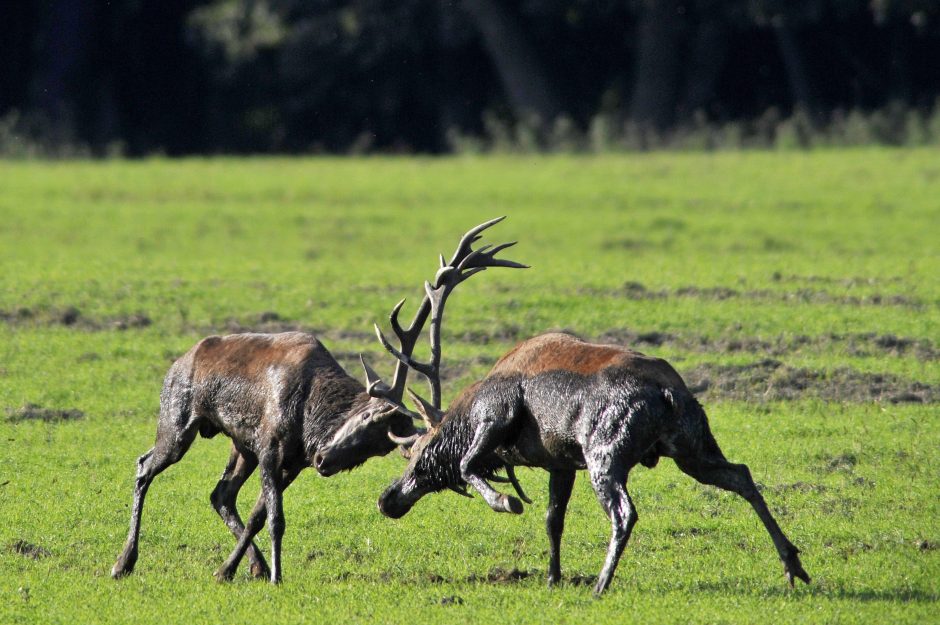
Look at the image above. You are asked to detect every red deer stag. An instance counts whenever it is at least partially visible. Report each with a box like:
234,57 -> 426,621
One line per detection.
370,293 -> 810,596
111,217 -> 526,583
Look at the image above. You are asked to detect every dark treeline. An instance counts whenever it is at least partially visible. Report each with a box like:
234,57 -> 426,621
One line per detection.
2,0 -> 939,155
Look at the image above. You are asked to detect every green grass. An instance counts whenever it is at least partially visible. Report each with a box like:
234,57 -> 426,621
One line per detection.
0,150 -> 938,624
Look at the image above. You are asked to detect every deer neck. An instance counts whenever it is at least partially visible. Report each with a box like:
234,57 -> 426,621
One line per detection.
301,371 -> 371,457
414,408 -> 480,491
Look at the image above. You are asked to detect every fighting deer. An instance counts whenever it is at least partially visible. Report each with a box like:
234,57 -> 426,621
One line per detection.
372,311 -> 811,595
111,217 -> 526,583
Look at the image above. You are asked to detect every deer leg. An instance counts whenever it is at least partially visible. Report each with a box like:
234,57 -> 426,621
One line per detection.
674,454 -> 810,586
215,464 -> 301,583
460,422 -> 522,514
210,444 -> 269,579
112,422 -> 199,578
546,470 -> 576,587
586,457 -> 636,597
261,453 -> 286,584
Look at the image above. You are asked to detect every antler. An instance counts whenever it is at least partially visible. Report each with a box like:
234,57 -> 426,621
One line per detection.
365,216 -> 527,411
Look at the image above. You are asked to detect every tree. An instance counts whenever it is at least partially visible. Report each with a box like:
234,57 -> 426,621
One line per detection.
459,0 -> 565,126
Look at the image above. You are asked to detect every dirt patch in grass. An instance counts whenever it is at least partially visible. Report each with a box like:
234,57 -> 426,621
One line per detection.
768,481 -> 829,494
6,404 -> 84,423
770,273 -> 904,287
0,306 -> 151,331
181,313 -> 375,343
566,574 -> 598,587
210,314 -> 380,343
681,360 -> 940,403
343,326 -> 939,362
214,311 -> 318,335
467,566 -> 532,584
456,325 -> 526,345
597,328 -> 939,361
336,333 -> 939,403
343,325 -> 939,363
588,281 -> 926,308
821,452 -> 859,473
9,539 -> 51,559
667,526 -> 716,538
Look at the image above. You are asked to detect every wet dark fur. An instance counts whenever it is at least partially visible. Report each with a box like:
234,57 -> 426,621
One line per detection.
112,331 -> 413,582
380,332 -> 810,596
409,383 -> 504,491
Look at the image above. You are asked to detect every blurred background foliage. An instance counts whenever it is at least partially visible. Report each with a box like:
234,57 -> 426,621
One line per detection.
1,0 -> 939,155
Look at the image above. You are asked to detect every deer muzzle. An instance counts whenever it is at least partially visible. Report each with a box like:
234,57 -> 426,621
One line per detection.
377,482 -> 417,519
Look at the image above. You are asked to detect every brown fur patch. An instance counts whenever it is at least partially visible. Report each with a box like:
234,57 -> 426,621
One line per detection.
192,332 -> 325,379
490,332 -> 687,388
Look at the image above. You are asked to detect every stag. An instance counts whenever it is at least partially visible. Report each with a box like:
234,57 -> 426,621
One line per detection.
111,217 -> 526,583
371,319 -> 810,594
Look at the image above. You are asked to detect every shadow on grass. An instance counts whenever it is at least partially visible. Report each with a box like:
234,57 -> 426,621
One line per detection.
319,566 -> 937,604
693,580 -> 937,603
333,567 -> 598,588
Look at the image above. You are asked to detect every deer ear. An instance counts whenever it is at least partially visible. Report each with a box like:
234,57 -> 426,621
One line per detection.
406,388 -> 444,429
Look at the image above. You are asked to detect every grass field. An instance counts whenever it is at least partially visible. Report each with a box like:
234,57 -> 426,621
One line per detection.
0,150 -> 938,624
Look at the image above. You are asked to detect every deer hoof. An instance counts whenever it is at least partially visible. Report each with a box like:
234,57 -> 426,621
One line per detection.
214,567 -> 236,583
783,553 -> 810,586
111,553 -> 136,579
496,494 -> 523,514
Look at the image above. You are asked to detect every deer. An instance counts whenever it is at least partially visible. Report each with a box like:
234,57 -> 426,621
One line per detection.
111,217 -> 527,583
361,271 -> 810,596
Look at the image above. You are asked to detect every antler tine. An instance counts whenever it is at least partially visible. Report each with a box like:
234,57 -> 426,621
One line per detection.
387,430 -> 423,447
447,216 -> 506,266
460,241 -> 529,272
486,241 -> 517,256
406,387 -> 444,428
361,356 -> 428,423
383,298 -> 433,399
455,248 -> 486,273
455,266 -> 487,285
360,354 -> 392,397
387,298 -> 407,340
480,241 -> 530,268
374,323 -> 435,380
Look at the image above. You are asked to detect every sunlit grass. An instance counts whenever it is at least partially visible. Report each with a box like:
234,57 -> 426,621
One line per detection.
0,150 -> 937,624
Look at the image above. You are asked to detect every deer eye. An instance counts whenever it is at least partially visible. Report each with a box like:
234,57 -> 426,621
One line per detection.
361,411 -> 372,422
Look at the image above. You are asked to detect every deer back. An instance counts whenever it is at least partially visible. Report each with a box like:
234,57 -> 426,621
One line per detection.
182,332 -> 366,450
488,332 -> 688,390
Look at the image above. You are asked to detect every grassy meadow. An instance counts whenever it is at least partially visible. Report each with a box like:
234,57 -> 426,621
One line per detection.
0,150 -> 938,624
